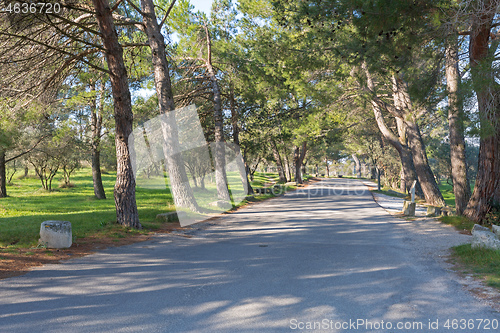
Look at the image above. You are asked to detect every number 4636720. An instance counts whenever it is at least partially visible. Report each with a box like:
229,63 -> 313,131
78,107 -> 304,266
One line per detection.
2,2 -> 61,14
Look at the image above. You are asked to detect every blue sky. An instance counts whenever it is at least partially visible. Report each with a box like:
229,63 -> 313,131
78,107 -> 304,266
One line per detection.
190,0 -> 212,15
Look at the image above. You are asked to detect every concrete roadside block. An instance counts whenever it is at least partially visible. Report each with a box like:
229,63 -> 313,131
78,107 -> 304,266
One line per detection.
39,221 -> 72,249
402,200 -> 416,216
426,206 -> 441,217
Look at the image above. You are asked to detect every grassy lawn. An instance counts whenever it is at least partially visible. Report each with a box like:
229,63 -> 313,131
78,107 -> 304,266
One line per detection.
0,169 -> 294,248
438,182 -> 456,207
440,215 -> 476,232
0,169 -> 174,247
451,244 -> 500,289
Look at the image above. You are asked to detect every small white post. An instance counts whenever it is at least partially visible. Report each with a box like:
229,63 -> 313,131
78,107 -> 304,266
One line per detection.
410,180 -> 417,203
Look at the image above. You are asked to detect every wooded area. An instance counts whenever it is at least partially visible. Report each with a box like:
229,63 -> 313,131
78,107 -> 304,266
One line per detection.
0,0 -> 499,227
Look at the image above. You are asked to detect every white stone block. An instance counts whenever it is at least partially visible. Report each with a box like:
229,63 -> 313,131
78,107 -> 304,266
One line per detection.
402,200 -> 416,216
492,224 -> 500,236
39,221 -> 72,249
471,224 -> 500,251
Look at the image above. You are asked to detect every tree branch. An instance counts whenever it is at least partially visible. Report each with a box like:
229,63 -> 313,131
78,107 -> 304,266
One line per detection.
159,0 -> 177,29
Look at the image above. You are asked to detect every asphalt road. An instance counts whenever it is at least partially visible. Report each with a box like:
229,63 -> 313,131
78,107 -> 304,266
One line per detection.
1,178 -> 499,332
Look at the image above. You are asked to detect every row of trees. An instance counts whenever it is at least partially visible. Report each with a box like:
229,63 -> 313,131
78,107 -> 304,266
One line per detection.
0,0 -> 498,227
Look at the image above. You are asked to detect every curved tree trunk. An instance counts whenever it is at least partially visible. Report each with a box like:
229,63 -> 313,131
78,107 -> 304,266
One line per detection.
405,117 -> 445,206
464,4 -> 500,222
446,36 -> 471,214
92,0 -> 140,228
363,63 -> 422,197
391,74 -> 444,206
140,0 -> 200,211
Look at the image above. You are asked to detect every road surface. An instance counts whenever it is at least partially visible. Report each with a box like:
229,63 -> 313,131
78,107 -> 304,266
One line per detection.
1,178 -> 498,332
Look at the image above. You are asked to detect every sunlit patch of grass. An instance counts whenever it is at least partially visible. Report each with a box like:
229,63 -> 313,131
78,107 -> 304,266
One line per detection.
452,244 -> 500,289
0,168 -> 173,247
439,215 -> 476,232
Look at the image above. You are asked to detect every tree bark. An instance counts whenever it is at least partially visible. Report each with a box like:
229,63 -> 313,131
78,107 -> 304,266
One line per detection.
391,74 -> 444,206
352,154 -> 361,178
283,149 -> 292,182
90,78 -> 106,199
200,23 -> 231,202
293,145 -> 301,184
404,117 -> 445,206
363,63 -> 422,197
445,37 -> 471,214
294,142 -> 307,184
92,0 -> 140,228
0,150 -> 6,198
270,139 -> 287,182
230,85 -> 253,195
464,3 -> 500,222
140,0 -> 200,211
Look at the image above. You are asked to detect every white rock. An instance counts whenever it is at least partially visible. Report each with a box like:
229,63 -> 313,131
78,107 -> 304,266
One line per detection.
471,224 -> 500,250
492,224 -> 500,236
39,221 -> 72,249
402,200 -> 416,216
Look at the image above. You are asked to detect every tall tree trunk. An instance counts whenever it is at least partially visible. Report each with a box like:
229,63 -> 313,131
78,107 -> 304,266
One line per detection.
405,118 -> 445,206
446,36 -> 471,215
90,78 -> 106,199
230,85 -> 253,195
284,149 -> 292,182
392,75 -> 445,206
293,145 -> 301,184
0,150 -> 6,198
465,4 -> 500,222
92,0 -> 140,228
201,24 -> 231,202
352,154 -> 361,178
393,79 -> 423,197
363,63 -> 422,197
270,139 -> 287,182
294,142 -> 307,184
140,0 -> 200,211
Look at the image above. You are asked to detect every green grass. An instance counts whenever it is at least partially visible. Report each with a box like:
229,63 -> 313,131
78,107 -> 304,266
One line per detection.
452,244 -> 500,289
0,168 -> 177,247
439,215 -> 476,232
438,182 -> 456,207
